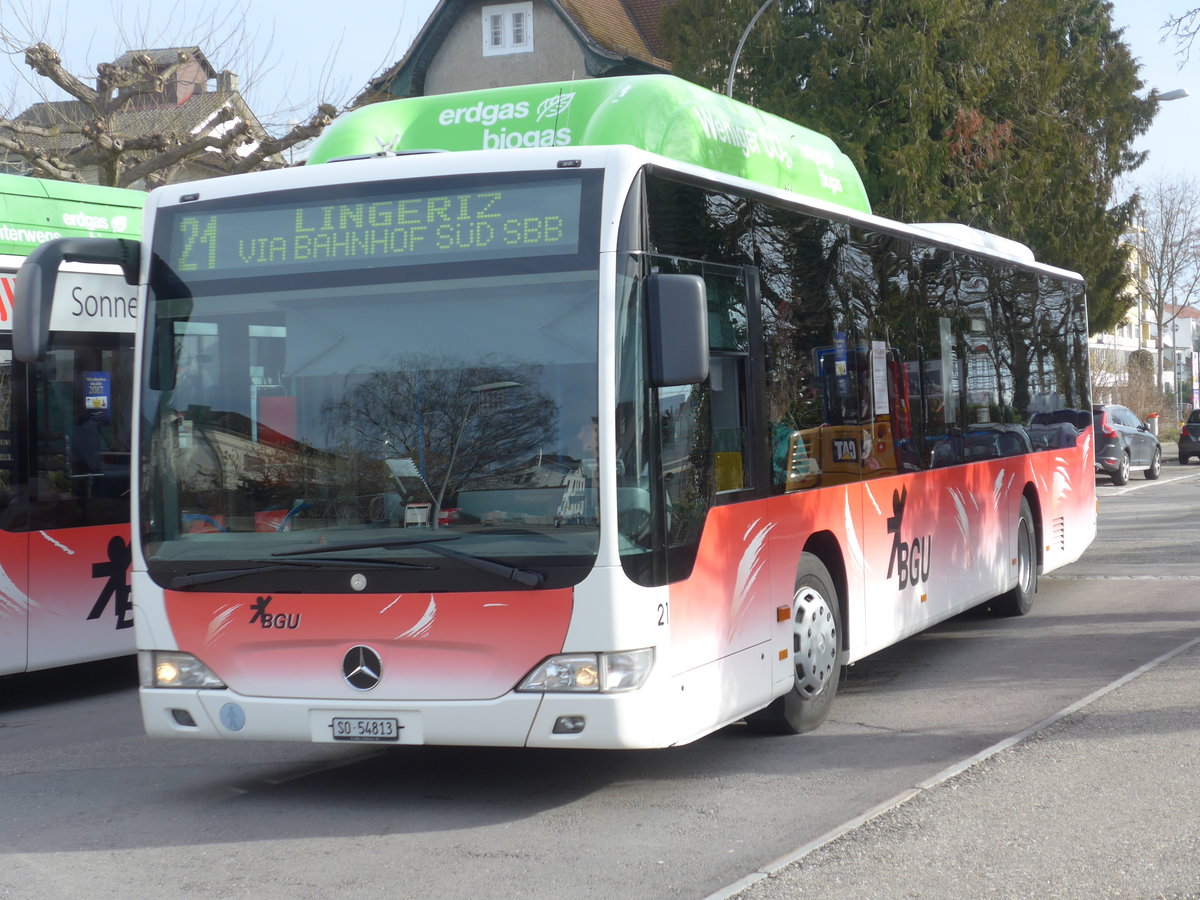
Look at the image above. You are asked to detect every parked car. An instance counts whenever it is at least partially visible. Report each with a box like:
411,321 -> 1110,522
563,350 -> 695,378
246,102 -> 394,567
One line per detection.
1093,404 -> 1162,485
1179,409 -> 1200,465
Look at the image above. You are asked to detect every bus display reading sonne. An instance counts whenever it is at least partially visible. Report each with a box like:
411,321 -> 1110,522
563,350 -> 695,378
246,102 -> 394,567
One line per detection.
164,177 -> 583,279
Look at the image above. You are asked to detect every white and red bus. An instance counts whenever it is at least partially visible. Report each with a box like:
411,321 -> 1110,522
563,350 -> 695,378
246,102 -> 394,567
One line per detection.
15,76 -> 1094,746
1,174 -> 142,675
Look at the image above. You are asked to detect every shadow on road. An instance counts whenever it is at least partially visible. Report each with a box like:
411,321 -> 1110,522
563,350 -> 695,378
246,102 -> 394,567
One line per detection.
0,655 -> 137,713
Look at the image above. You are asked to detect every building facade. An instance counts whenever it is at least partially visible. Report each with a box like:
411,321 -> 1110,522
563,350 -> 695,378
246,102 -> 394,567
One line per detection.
357,0 -> 674,104
1089,243 -> 1199,420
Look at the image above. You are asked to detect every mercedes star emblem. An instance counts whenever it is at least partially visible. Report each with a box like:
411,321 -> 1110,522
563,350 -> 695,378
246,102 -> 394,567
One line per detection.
342,645 -> 383,691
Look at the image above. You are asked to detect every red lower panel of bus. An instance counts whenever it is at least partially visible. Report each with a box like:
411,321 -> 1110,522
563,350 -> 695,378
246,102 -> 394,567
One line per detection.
0,524 -> 133,675
665,443 -> 1094,674
161,587 -> 574,701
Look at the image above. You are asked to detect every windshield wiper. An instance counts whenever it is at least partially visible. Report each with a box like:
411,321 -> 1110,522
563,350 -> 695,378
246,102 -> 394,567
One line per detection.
271,534 -> 462,556
272,533 -> 544,588
170,556 -> 436,590
421,542 -> 544,589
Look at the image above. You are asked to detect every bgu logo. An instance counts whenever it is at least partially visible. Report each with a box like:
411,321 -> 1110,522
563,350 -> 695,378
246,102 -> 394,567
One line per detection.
249,595 -> 301,630
887,487 -> 932,591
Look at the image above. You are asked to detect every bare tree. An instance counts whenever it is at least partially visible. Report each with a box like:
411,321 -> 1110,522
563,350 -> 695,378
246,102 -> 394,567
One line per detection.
1131,175 -> 1200,391
325,355 -> 559,525
1091,345 -> 1171,423
0,1 -> 398,186
1164,7 -> 1200,62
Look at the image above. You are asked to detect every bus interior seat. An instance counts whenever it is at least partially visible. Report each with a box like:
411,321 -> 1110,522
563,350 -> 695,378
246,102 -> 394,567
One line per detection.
713,451 -> 744,491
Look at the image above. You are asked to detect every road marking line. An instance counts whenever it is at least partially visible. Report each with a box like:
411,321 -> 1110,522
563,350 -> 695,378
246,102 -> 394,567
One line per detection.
1046,574 -> 1200,580
1098,468 -> 1200,493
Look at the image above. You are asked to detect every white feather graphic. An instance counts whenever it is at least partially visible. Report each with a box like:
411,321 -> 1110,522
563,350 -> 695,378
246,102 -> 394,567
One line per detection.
947,486 -> 972,565
38,530 -> 75,555
0,564 -> 37,618
205,604 -> 241,645
729,521 -> 774,635
844,492 -> 867,576
397,597 -> 436,640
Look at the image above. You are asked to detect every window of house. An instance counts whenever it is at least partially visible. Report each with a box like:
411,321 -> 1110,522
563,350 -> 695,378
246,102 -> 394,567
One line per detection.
482,2 -> 533,55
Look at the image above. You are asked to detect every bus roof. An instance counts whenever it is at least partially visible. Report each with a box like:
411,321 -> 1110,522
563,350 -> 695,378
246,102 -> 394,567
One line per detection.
0,173 -> 144,256
306,74 -> 871,215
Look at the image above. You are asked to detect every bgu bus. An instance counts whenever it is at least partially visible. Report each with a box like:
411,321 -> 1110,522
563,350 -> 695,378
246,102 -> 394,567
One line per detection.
15,75 -> 1095,747
1,173 -> 142,676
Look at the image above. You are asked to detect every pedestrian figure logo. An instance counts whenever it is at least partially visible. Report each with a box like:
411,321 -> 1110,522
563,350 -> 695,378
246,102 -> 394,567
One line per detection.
89,535 -> 133,629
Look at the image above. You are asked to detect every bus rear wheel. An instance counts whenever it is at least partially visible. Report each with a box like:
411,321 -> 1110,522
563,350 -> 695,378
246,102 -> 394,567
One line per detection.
746,553 -> 842,735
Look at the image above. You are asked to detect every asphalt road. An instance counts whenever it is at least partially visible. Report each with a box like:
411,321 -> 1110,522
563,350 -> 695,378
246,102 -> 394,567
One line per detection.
2,460 -> 1198,899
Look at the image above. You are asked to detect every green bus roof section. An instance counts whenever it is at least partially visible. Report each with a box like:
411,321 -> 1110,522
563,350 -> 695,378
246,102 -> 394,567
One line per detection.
0,173 -> 144,257
307,75 -> 871,215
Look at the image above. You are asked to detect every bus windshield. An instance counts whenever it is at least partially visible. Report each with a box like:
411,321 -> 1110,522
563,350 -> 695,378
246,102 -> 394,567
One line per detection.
141,171 -> 602,594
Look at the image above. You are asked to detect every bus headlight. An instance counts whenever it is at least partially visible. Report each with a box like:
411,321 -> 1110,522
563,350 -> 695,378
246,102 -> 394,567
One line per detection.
138,650 -> 226,689
517,648 -> 654,693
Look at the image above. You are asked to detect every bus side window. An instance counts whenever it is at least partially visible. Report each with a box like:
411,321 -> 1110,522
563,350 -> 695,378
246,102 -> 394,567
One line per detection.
702,268 -> 753,495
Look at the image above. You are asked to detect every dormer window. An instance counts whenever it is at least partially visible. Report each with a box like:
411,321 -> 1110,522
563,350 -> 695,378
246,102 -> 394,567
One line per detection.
483,2 -> 533,56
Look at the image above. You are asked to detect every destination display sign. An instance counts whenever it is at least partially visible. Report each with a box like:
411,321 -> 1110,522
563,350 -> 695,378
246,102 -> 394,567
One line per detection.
161,177 -> 584,280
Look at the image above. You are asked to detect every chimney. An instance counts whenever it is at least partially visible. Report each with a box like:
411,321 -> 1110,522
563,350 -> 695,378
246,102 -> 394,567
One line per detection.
216,70 -> 239,93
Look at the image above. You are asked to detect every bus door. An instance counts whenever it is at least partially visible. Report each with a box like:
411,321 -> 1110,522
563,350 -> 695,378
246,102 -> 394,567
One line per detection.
7,260 -> 137,673
23,331 -> 134,670
627,257 -> 771,679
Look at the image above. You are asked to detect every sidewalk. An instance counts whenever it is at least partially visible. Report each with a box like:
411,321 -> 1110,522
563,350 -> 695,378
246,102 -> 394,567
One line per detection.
726,640 -> 1200,900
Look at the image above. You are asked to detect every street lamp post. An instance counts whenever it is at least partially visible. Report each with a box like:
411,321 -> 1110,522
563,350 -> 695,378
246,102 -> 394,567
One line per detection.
726,0 -> 777,98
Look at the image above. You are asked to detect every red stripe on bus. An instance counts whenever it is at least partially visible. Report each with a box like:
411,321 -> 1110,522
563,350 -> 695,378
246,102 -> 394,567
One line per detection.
0,277 -> 13,323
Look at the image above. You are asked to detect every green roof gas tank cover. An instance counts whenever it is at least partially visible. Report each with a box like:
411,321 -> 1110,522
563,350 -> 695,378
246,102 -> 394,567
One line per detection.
0,173 -> 143,257
307,75 -> 870,214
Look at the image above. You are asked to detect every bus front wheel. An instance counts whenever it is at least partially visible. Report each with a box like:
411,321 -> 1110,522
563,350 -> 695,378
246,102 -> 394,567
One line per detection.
746,553 -> 843,735
992,497 -> 1037,617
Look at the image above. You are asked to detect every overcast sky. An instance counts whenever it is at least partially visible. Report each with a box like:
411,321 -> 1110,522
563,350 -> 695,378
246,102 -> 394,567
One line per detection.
3,0 -> 1194,191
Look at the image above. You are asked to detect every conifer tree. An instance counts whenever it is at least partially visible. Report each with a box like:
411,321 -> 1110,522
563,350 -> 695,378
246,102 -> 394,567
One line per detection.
664,0 -> 1156,333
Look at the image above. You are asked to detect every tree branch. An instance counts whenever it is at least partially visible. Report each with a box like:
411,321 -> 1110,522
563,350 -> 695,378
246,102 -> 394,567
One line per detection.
0,133 -> 84,181
23,43 -> 99,106
228,102 -> 337,172
117,120 -> 251,187
1164,8 -> 1200,63
0,116 -> 63,139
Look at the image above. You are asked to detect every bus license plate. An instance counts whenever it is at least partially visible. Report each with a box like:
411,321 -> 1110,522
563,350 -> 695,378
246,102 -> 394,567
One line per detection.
330,716 -> 400,742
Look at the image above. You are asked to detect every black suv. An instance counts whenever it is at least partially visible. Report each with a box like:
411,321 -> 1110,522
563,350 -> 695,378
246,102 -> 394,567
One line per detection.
1179,409 -> 1200,465
1093,404 -> 1162,485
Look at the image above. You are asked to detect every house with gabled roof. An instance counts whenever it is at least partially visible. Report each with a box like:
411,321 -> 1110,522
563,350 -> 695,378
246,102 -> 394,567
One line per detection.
3,46 -> 281,187
356,0 -> 675,105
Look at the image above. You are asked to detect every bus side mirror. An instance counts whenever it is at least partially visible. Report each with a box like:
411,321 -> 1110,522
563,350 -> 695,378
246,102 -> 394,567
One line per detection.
13,237 -> 140,363
646,273 -> 709,387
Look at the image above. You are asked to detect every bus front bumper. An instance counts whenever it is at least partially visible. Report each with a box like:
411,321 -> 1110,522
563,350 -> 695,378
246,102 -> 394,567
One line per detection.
139,685 -> 690,750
